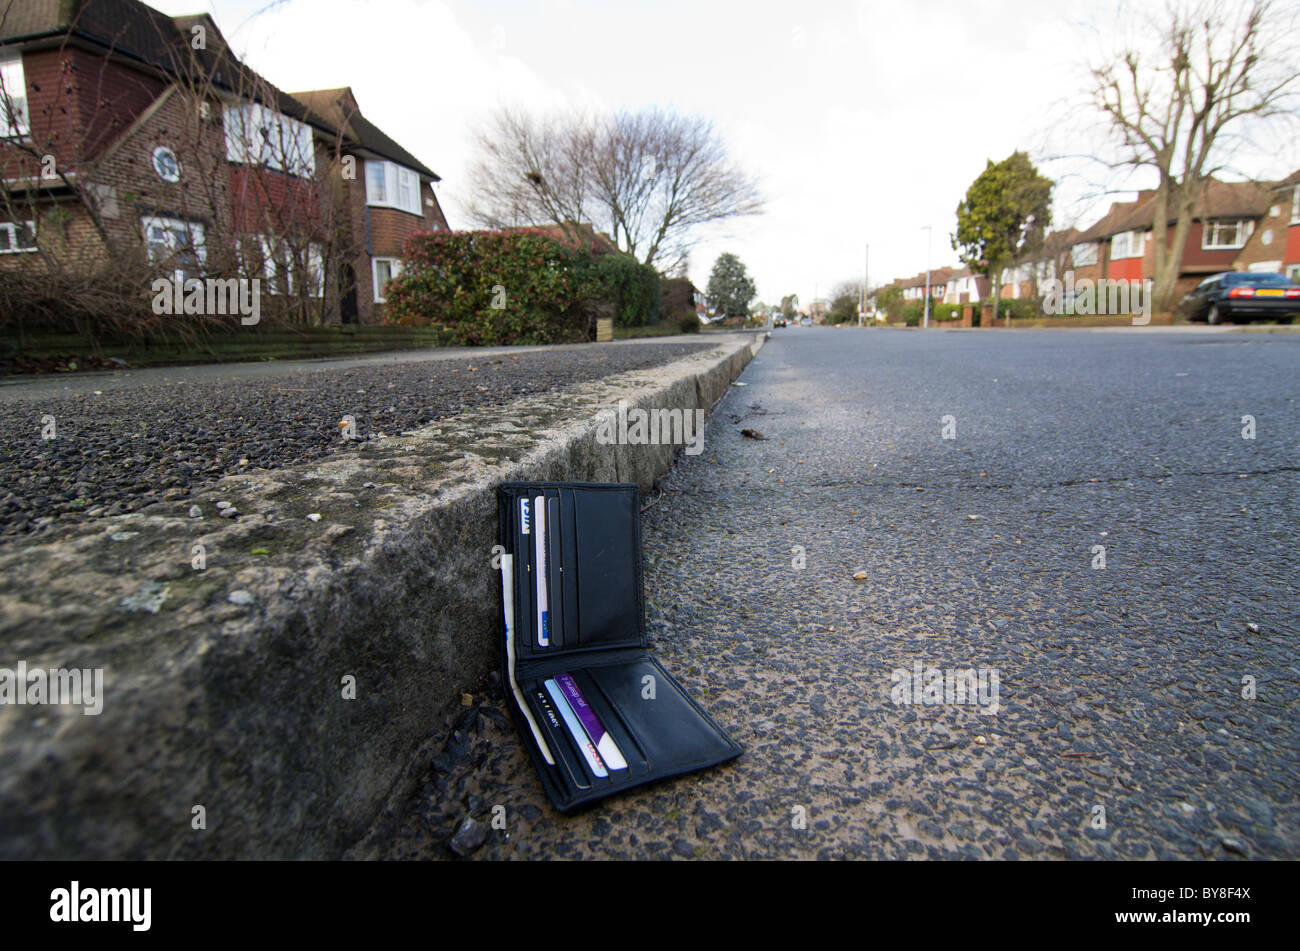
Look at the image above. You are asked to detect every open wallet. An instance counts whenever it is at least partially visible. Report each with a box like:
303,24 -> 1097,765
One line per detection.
496,481 -> 743,812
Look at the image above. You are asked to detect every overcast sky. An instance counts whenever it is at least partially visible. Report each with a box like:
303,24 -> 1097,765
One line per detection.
153,0 -> 1300,305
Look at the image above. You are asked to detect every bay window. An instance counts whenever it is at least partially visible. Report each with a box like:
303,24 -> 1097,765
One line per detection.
224,103 -> 315,177
365,160 -> 422,216
253,237 -> 325,297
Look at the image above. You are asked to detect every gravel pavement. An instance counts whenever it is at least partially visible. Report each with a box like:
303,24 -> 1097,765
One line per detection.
0,341 -> 711,539
393,326 -> 1300,860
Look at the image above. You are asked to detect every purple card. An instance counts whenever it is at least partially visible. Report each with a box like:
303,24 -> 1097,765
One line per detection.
555,673 -> 627,770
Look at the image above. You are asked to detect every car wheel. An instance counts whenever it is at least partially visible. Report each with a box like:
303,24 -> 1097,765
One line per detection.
1207,305 -> 1222,325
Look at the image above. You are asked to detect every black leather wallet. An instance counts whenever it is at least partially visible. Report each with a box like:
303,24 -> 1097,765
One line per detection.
497,481 -> 742,812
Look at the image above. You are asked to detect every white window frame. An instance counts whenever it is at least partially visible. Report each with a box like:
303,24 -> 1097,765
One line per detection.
152,146 -> 181,183
1202,219 -> 1253,251
1288,263 -> 1300,283
238,237 -> 324,298
365,160 -> 422,216
0,219 -> 36,253
1111,230 -> 1145,260
223,103 -> 315,178
372,257 -> 402,302
141,215 -> 206,283
1071,242 -> 1098,267
1291,185 -> 1299,225
306,243 -> 325,299
0,51 -> 28,139
259,236 -> 291,296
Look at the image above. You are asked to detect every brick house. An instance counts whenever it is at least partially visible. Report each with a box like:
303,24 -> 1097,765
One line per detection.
1233,170 -> 1300,282
1065,178 -> 1279,300
0,0 -> 448,326
289,87 -> 448,323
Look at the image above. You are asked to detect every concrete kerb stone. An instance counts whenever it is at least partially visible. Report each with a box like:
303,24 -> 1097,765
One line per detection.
0,332 -> 765,859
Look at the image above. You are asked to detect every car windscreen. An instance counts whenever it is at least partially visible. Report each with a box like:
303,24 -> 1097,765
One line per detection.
1222,273 -> 1292,287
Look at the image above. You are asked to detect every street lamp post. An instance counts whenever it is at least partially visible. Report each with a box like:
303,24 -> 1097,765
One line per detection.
860,243 -> 869,327
922,226 -> 932,330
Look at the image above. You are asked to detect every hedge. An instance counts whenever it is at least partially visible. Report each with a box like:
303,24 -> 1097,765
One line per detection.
588,252 -> 662,327
384,230 -> 582,345
384,229 -> 662,345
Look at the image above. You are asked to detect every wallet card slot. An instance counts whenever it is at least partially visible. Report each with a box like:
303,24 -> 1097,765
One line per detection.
568,668 -> 651,778
559,488 -> 581,649
585,659 -> 735,774
572,489 -> 641,648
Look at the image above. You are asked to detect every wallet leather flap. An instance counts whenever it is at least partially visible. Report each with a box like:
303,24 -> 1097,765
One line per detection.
498,482 -> 644,658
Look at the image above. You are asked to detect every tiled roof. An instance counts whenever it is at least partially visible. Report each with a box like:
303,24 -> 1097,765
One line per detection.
291,87 -> 439,180
1,1 -> 316,126
1273,168 -> 1300,189
1076,180 -> 1273,242
506,222 -> 622,254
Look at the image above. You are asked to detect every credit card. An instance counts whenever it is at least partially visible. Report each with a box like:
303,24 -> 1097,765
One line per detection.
534,495 -> 549,646
545,678 -> 607,778
555,673 -> 627,771
516,498 -> 533,648
532,686 -> 588,788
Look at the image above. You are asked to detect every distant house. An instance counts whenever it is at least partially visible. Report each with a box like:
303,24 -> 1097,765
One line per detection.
660,276 -> 705,318
999,228 -> 1080,300
899,268 -> 950,303
1064,178 -> 1286,299
942,268 -> 991,305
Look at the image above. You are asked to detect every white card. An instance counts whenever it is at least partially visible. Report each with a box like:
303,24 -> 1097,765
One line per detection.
534,495 -> 549,646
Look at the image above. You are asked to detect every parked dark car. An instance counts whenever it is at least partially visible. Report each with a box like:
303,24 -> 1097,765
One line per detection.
773,316 -> 787,327
1177,272 -> 1300,324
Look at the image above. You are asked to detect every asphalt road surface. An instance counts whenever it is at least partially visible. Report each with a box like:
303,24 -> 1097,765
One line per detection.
396,326 -> 1300,860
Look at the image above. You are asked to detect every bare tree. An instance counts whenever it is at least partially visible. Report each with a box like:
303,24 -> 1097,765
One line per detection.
465,106 -> 763,273
1087,0 -> 1300,311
